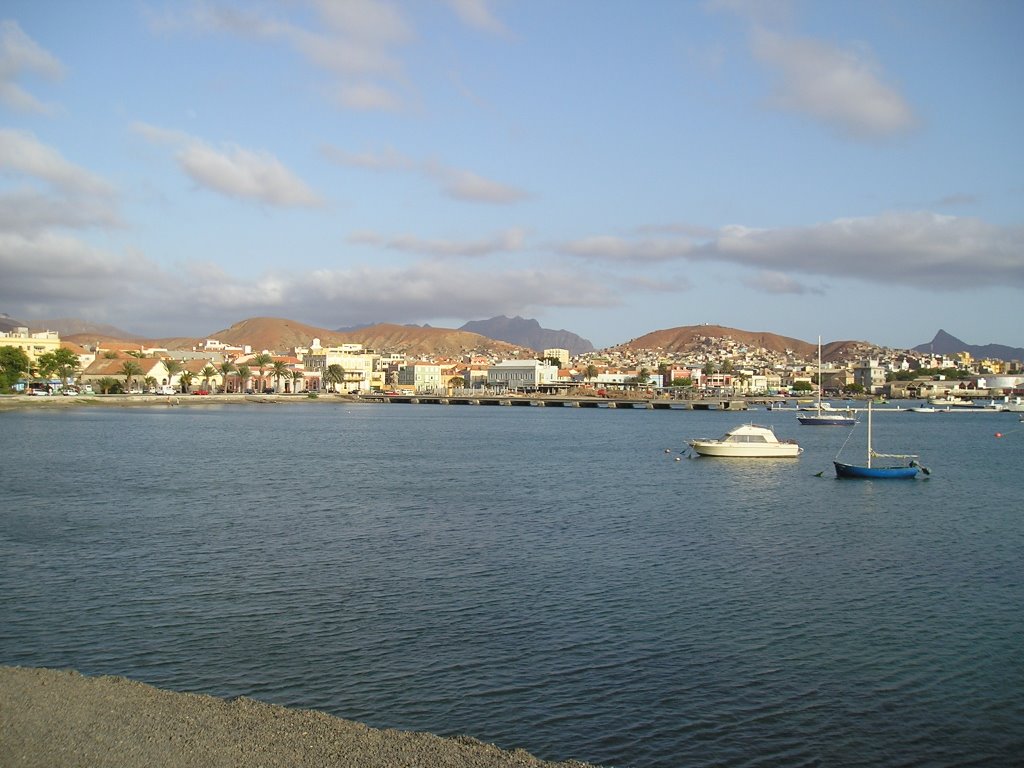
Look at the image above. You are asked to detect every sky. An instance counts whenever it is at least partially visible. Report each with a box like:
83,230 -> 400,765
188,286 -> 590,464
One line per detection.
1,0 -> 1022,351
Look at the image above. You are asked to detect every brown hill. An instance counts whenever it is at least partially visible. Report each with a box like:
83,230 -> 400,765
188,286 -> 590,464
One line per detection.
617,325 -> 867,362
205,317 -> 527,357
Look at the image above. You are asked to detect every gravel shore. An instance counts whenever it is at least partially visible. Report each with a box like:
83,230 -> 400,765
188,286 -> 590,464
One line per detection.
1,667 -> 600,768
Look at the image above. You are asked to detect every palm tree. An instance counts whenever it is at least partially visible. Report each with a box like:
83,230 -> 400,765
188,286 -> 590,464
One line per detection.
200,365 -> 217,392
252,353 -> 273,393
324,364 -> 346,393
218,361 -> 236,393
235,364 -> 251,394
290,370 -> 304,394
584,364 -> 598,385
144,376 -> 157,392
97,376 -> 118,394
120,360 -> 143,393
271,360 -> 290,393
163,359 -> 183,390
179,371 -> 194,394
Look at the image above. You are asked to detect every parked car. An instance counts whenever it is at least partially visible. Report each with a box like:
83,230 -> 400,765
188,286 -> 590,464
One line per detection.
193,389 -> 210,395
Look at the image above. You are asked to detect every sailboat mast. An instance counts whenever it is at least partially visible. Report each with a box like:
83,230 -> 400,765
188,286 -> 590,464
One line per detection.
817,336 -> 822,413
866,400 -> 873,468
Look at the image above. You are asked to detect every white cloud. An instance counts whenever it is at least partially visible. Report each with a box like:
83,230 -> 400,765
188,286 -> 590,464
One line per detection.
0,129 -> 118,234
171,0 -> 412,112
349,228 -> 526,257
560,235 -> 697,263
444,0 -> 510,36
743,270 -> 820,295
751,28 -> 917,140
178,142 -> 321,207
134,123 -> 320,208
325,144 -> 529,204
439,169 -> 529,204
334,81 -> 402,112
0,128 -> 112,196
559,212 -> 1024,289
0,20 -> 63,113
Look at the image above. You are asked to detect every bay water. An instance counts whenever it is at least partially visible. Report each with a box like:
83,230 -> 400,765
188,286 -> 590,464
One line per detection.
2,402 -> 1022,767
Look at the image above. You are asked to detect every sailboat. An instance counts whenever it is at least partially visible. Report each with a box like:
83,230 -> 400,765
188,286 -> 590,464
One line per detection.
798,337 -> 857,426
833,401 -> 923,479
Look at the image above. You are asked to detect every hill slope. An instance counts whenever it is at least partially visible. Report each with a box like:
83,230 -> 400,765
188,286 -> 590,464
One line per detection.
616,325 -> 873,362
204,317 -> 526,358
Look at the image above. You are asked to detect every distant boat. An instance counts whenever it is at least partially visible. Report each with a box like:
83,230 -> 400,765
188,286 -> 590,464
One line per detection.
688,423 -> 803,458
798,336 -> 857,426
1002,396 -> 1024,413
907,402 -> 938,413
834,402 -> 924,479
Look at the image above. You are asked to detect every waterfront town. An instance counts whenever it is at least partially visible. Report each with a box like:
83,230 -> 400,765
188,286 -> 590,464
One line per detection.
2,324 -> 1022,403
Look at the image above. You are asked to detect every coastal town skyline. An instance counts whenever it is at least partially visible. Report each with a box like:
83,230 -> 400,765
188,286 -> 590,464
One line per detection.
2,2 -> 1022,350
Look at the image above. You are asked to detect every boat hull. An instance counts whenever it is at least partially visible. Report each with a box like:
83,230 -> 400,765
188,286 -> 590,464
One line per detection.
798,415 -> 857,426
690,442 -> 802,458
833,461 -> 919,479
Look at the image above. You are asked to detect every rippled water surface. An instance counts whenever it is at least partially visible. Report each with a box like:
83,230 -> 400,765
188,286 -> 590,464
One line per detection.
2,402 -> 1022,767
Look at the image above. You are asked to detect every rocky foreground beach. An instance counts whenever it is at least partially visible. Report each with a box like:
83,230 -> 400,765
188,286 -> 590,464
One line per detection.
1,667 -> 600,768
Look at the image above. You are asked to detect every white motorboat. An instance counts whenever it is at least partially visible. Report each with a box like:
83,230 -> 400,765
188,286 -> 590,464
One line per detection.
688,423 -> 803,458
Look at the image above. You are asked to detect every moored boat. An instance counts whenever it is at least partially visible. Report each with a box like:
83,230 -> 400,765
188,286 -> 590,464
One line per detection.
833,402 -> 925,479
689,423 -> 802,458
799,337 -> 857,426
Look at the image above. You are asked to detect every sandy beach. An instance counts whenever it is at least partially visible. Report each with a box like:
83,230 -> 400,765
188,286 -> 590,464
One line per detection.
0,666 -> 599,768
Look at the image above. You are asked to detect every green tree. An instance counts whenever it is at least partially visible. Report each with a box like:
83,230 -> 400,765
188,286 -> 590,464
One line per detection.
271,360 -> 290,393
290,370 -> 304,394
584,364 -> 598,384
635,367 -> 651,385
671,377 -> 693,387
179,371 -> 194,393
843,382 -> 865,394
324,364 -> 345,393
120,360 -> 143,393
0,346 -> 31,391
96,376 -> 119,394
252,353 -> 273,392
218,361 -> 236,393
235,364 -> 251,393
200,364 -> 217,392
792,380 -> 813,392
144,376 -> 158,392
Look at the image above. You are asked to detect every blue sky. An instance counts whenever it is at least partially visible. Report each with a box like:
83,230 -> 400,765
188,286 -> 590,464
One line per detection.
1,0 -> 1021,350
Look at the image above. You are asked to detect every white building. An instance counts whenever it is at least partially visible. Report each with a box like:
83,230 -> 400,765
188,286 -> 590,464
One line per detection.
487,359 -> 559,390
397,362 -> 443,393
543,348 -> 570,368
853,359 -> 887,394
302,339 -> 380,392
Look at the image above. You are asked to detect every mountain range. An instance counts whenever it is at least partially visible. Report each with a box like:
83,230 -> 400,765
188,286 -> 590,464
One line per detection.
4,312 -> 1022,362
458,316 -> 594,356
912,329 -> 1024,362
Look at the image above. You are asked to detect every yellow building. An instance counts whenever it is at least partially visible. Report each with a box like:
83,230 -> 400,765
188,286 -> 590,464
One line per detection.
0,327 -> 63,364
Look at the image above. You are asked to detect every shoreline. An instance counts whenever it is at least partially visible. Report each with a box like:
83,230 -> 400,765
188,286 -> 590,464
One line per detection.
0,392 -> 361,411
1,666 -> 600,768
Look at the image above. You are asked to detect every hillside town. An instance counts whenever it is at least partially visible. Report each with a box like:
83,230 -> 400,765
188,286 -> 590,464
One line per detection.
3,322 -> 1023,403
